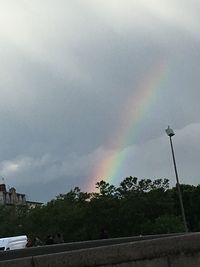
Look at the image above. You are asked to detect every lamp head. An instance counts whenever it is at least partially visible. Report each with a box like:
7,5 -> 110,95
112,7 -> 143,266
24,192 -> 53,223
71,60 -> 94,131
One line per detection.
165,126 -> 175,137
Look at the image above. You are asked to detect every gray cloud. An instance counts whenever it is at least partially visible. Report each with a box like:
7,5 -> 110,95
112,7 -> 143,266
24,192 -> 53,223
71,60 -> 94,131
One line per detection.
0,1 -> 199,201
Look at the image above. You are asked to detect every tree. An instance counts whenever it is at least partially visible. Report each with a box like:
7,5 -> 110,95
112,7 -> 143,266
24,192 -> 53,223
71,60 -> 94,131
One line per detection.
0,177 -> 197,241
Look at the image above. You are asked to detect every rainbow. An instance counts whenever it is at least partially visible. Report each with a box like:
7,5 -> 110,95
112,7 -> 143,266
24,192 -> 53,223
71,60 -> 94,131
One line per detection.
88,58 -> 170,192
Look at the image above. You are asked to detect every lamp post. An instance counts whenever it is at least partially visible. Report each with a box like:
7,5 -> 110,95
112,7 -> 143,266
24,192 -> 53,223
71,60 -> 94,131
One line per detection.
165,126 -> 188,232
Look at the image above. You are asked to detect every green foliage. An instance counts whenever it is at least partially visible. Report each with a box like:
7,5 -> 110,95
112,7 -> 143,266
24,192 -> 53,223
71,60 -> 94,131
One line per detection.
96,180 -> 117,197
0,177 -> 199,242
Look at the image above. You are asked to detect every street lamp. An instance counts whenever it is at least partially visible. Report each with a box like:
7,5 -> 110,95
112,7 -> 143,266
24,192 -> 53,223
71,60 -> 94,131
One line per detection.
165,126 -> 188,232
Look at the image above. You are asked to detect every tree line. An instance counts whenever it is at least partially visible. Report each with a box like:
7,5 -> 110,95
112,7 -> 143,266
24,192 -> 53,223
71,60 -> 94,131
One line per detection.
0,176 -> 200,243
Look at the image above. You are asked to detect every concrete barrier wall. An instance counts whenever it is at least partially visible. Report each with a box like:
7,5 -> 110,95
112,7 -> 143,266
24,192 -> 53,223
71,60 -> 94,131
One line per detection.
1,233 -> 200,267
0,233 -> 181,261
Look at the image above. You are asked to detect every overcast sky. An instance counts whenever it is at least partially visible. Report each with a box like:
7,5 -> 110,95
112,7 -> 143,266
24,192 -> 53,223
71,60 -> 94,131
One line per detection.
0,0 -> 200,202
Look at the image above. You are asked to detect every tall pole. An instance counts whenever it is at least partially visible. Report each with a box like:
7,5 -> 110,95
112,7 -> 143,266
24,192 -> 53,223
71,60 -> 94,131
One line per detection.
168,134 -> 188,232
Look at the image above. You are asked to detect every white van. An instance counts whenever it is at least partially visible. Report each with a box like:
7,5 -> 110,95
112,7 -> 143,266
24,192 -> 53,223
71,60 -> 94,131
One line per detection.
0,235 -> 27,251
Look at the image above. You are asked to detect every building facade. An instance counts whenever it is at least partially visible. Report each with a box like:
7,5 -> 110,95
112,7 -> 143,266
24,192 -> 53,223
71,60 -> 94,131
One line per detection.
0,184 -> 42,207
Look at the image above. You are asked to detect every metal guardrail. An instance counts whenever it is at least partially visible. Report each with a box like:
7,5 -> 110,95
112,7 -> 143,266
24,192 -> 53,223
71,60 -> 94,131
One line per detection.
0,233 -> 184,262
